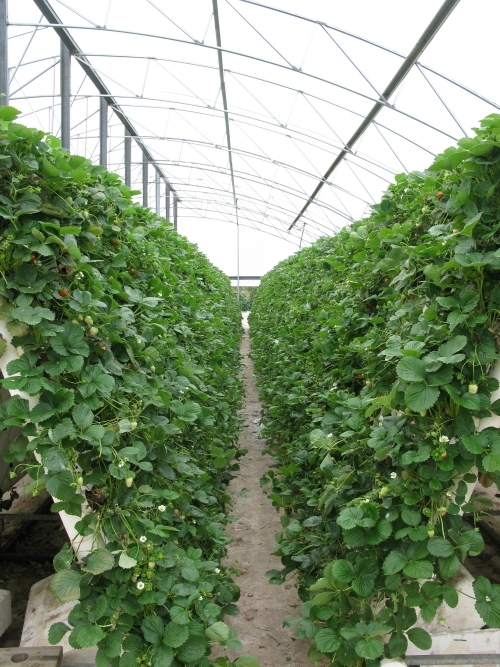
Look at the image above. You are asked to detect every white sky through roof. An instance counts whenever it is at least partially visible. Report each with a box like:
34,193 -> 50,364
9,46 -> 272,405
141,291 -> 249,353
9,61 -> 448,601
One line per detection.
6,0 -> 500,278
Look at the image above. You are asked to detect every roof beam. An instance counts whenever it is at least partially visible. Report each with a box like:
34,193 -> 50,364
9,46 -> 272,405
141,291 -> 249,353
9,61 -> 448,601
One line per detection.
288,0 -> 461,231
212,0 -> 237,208
31,0 -> 179,199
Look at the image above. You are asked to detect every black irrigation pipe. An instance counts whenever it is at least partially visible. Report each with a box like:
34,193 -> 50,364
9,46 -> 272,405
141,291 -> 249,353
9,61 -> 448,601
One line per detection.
0,497 -> 57,553
0,552 -> 59,563
0,513 -> 60,521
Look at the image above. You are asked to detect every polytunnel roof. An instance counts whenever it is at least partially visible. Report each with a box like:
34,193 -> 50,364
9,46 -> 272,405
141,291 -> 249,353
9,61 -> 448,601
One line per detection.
6,0 -> 500,276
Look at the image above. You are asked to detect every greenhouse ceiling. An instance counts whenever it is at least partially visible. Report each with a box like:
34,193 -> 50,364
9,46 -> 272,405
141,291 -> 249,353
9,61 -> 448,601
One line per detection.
3,0 -> 500,277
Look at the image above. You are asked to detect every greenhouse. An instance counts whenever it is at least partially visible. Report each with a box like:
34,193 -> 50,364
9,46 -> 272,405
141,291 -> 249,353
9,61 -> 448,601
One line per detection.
1,1 -> 500,667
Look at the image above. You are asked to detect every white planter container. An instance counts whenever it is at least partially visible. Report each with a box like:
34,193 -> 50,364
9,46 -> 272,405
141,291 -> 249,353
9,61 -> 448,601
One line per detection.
0,318 -> 104,559
404,359 -> 500,663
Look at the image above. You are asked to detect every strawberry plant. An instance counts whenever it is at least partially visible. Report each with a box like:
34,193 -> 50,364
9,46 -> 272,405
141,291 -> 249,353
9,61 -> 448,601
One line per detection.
250,114 -> 500,665
0,106 -> 256,667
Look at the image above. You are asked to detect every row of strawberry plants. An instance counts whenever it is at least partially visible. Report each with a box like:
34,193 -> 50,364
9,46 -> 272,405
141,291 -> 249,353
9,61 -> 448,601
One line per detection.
0,107 -> 255,667
249,113 -> 500,666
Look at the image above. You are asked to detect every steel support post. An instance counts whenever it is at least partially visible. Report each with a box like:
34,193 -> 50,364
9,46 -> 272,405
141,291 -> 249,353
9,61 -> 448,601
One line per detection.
236,217 -> 240,303
155,170 -> 160,215
173,194 -> 178,231
99,97 -> 107,168
124,127 -> 131,186
60,42 -> 71,149
142,154 -> 148,207
165,184 -> 171,221
0,0 -> 8,105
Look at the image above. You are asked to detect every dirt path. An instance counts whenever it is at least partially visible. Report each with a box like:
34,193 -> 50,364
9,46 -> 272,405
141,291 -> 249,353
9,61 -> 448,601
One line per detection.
219,316 -> 311,667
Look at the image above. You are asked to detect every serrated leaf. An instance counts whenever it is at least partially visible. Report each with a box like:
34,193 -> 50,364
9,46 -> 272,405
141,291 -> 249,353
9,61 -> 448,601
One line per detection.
427,537 -> 454,558
51,322 -> 89,357
383,550 -> 407,575
405,384 -> 440,411
331,560 -> 355,582
141,616 -> 164,644
83,549 -> 115,574
69,623 -> 105,648
314,628 -> 341,653
205,621 -> 230,643
151,645 -> 174,667
234,657 -> 262,667
401,508 -> 421,527
407,627 -> 432,650
169,606 -> 190,625
355,637 -> 384,660
366,519 -> 392,545
443,584 -> 459,608
169,399 -> 202,423
118,552 -> 137,569
51,569 -> 82,602
397,357 -> 427,382
337,507 -> 364,530
42,446 -> 70,472
176,634 -> 208,663
436,335 -> 467,362
483,446 -> 500,472
438,553 -> 460,578
48,622 -> 70,644
73,403 -> 94,430
163,621 -> 189,648
403,559 -> 433,579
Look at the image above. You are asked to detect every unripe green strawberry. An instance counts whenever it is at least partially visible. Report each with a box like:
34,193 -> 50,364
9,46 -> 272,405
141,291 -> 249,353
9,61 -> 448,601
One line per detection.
427,527 -> 435,538
148,562 -> 155,570
125,476 -> 134,488
130,421 -> 138,431
84,316 -> 93,326
89,326 -> 99,336
76,476 -> 84,487
468,383 -> 478,394
379,486 -> 389,499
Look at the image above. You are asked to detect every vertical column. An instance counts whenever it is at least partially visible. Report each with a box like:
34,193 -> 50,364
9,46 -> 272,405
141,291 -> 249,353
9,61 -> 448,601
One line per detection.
173,194 -> 178,231
155,170 -> 160,215
124,127 -> 131,187
236,203 -> 240,303
60,42 -> 71,149
165,184 -> 171,221
99,97 -> 107,168
142,154 -> 148,207
0,0 -> 8,105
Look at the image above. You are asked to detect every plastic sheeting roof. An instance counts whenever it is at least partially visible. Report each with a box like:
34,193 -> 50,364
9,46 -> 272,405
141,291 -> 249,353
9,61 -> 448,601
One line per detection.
6,0 -> 500,275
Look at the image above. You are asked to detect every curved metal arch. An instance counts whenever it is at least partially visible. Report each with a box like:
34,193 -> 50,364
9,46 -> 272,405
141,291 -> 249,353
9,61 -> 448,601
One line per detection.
164,181 -> 340,229
16,45 -> 453,182
173,187 -> 340,238
80,131 -> 373,207
59,89 -> 403,180
131,157 -> 357,224
27,1 -> 181,200
237,0 -> 405,59
12,21 -> 394,109
99,97 -> 401,205
70,52 -> 459,148
178,195 -> 331,238
178,208 -> 304,246
8,0 -> 484,248
147,169 -> 345,237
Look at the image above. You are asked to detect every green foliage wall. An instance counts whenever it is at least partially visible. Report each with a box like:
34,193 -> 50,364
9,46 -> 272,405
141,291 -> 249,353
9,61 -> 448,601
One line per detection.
0,107 -> 253,667
250,114 -> 500,665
